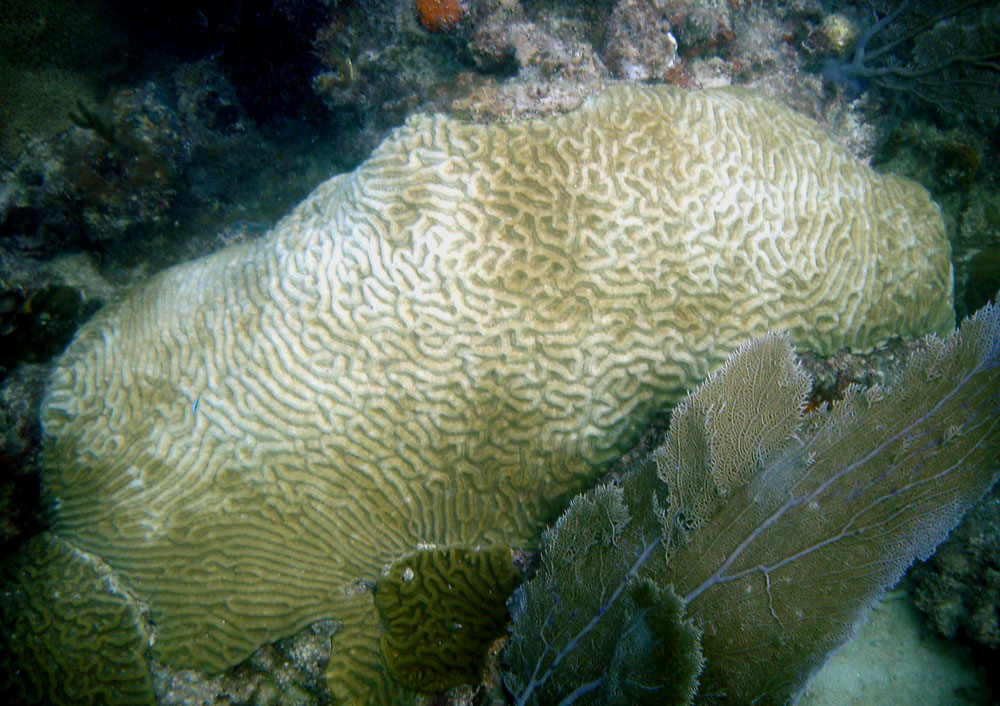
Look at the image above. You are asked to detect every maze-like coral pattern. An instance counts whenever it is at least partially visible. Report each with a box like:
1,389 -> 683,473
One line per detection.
39,86 -> 952,684
375,546 -> 518,693
0,534 -> 153,705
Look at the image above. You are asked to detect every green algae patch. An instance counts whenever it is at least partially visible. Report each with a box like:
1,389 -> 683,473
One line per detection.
374,546 -> 519,693
0,533 -> 153,705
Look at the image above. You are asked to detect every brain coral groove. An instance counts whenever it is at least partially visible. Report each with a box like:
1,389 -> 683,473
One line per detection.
39,85 -> 952,685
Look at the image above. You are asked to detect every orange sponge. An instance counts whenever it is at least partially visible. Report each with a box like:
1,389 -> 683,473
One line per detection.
416,0 -> 463,32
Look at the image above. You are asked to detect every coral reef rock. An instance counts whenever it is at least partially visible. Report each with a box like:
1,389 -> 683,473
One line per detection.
34,84 -> 952,702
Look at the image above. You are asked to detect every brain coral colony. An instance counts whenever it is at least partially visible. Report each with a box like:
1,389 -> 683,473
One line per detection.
0,83 -> 969,705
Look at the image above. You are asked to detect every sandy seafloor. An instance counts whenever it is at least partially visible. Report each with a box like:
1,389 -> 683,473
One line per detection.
801,591 -> 989,705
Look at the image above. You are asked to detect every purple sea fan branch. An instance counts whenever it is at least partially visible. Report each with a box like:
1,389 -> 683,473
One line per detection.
669,299 -> 1000,704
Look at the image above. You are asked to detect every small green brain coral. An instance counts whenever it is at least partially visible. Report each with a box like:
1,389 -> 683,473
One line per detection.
374,545 -> 518,693
0,534 -> 153,705
27,83 -> 953,703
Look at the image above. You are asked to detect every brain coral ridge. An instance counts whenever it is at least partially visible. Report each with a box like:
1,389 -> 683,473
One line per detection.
38,84 -> 952,699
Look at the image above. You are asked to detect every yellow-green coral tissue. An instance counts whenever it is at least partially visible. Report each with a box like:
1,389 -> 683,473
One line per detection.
8,84 -> 955,703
